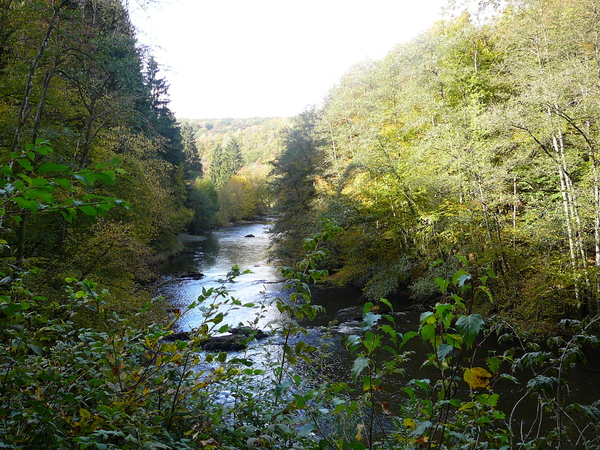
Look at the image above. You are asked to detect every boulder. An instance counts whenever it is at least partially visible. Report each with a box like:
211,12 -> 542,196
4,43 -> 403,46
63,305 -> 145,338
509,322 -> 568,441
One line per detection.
162,326 -> 268,352
335,306 -> 364,322
335,304 -> 393,323
229,326 -> 268,340
164,331 -> 190,341
200,335 -> 248,352
177,272 -> 204,280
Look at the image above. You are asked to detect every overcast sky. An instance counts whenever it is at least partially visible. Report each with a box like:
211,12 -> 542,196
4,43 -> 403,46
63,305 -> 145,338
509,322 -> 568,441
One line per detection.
128,0 -> 447,119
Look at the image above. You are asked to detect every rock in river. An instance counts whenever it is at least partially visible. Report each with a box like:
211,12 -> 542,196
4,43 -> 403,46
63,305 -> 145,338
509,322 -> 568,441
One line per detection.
162,326 -> 268,352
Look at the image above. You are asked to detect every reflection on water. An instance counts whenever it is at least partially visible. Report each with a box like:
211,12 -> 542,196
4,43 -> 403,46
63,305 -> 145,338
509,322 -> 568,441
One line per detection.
158,220 -> 600,434
160,221 -> 287,332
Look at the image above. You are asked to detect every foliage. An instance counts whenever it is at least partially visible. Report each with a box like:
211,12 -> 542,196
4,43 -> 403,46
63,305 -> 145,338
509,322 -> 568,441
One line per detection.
310,257 -> 600,450
215,176 -> 259,224
271,0 -> 600,329
0,217 -> 343,449
269,108 -> 328,263
186,178 -> 219,232
0,0 -> 198,305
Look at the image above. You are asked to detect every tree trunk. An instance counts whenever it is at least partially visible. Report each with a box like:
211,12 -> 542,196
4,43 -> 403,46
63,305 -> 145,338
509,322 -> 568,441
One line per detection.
10,2 -> 66,153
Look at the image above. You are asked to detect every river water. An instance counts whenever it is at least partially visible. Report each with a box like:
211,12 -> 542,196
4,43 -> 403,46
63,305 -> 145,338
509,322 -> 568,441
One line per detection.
159,220 -> 600,437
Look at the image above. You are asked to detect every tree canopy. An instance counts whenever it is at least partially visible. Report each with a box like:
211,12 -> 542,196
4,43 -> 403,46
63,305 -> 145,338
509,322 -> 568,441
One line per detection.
271,0 -> 600,331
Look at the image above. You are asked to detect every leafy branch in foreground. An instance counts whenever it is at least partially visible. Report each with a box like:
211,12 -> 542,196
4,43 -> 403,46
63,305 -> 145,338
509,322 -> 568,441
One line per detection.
328,256 -> 600,450
0,139 -> 129,225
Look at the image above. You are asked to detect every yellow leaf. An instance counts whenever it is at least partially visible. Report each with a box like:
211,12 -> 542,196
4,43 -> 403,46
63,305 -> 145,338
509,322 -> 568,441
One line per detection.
355,423 -> 365,442
464,367 -> 492,389
458,401 -> 476,412
79,408 -> 91,420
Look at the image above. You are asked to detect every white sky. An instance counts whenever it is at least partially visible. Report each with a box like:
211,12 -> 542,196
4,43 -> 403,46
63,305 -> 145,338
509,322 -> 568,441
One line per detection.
128,0 -> 447,119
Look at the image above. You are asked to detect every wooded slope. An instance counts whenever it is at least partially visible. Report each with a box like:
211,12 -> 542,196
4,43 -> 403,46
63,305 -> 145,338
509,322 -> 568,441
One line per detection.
271,0 -> 600,330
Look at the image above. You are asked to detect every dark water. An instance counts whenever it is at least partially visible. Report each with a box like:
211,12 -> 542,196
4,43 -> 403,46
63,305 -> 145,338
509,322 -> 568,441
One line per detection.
159,221 -> 600,435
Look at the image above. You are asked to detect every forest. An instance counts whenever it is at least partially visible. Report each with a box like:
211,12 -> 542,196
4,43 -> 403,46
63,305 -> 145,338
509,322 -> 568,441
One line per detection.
1,0 -> 600,449
271,0 -> 600,334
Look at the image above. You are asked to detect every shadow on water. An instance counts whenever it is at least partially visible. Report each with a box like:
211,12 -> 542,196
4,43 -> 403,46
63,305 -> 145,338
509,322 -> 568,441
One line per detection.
158,220 -> 600,438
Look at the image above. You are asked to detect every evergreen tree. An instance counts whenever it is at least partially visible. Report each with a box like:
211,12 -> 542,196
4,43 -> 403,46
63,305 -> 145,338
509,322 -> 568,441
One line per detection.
141,57 -> 184,166
270,108 -> 326,262
181,122 -> 203,179
223,136 -> 243,178
210,143 -> 225,188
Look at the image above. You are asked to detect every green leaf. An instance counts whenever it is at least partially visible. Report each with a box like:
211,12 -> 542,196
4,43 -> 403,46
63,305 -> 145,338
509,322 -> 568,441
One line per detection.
420,323 -> 436,341
378,298 -> 393,311
13,197 -> 40,212
74,173 -> 94,186
93,171 -> 116,185
27,343 -> 43,356
39,162 -> 69,174
78,205 -> 98,216
457,274 -> 472,288
275,379 -> 293,396
346,334 -> 361,352
420,311 -> 434,324
294,394 -> 307,408
361,312 -> 381,331
54,178 -> 72,188
435,277 -> 449,293
527,375 -> 556,394
567,403 -> 600,421
24,189 -> 53,203
412,420 -> 432,437
487,356 -> 501,373
351,356 -> 370,382
16,158 -> 33,171
400,331 -> 417,348
430,258 -> 443,269
362,331 -> 381,353
436,343 -> 454,361
455,255 -> 468,266
60,208 -> 77,223
380,324 -> 397,338
297,423 -> 314,436
456,314 -> 484,349
30,178 -> 51,187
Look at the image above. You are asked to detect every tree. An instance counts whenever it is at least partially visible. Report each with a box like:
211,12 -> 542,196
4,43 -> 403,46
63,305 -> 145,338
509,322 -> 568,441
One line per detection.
209,143 -> 225,188
270,108 -> 327,262
223,136 -> 243,177
186,178 -> 219,232
181,122 -> 203,180
215,176 -> 257,224
0,0 -> 193,307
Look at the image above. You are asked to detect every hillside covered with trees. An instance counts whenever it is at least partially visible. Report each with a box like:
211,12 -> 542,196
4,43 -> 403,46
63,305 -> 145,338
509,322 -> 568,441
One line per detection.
0,0 -> 202,312
182,117 -> 290,228
272,0 -> 600,333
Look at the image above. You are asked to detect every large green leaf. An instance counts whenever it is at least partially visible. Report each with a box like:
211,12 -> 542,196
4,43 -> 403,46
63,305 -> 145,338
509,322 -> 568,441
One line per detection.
351,356 -> 370,382
436,343 -> 455,361
456,314 -> 484,349
39,162 -> 68,174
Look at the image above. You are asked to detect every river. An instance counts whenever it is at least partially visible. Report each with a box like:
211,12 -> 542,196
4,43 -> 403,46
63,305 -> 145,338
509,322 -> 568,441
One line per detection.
159,220 -> 600,439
